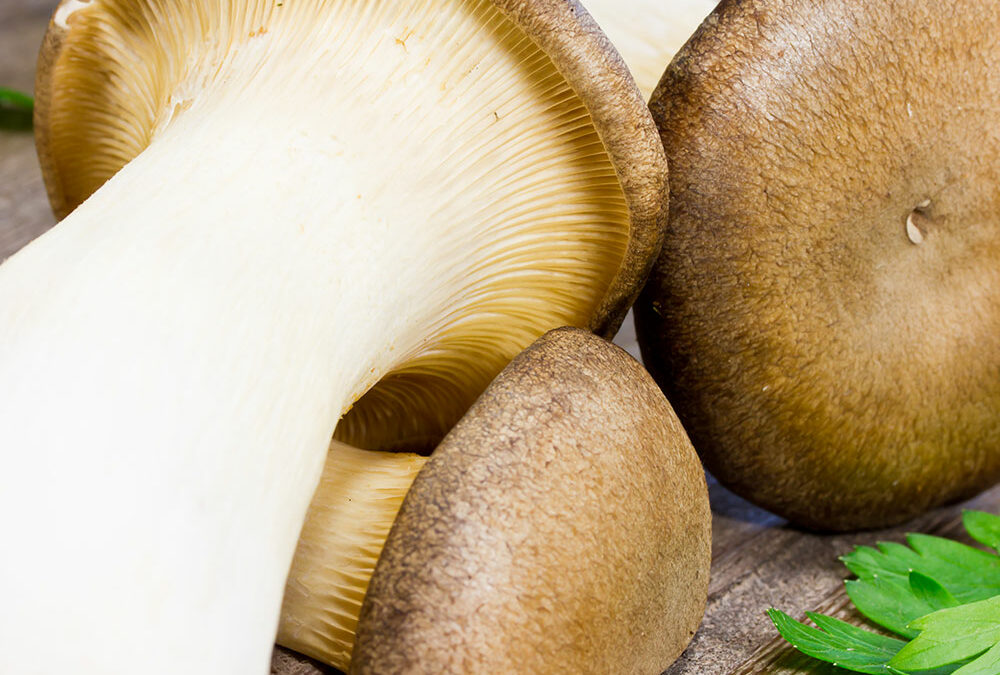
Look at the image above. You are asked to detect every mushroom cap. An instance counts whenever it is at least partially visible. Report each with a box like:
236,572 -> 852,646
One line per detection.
352,327 -> 711,674
637,0 -> 1000,530
33,0 -> 667,452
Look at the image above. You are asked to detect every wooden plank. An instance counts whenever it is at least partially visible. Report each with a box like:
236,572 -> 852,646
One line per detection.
0,1 -> 53,263
673,485 -> 1000,675
1,5 -> 997,675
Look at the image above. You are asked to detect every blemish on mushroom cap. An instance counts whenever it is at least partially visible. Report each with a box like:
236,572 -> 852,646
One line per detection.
906,210 -> 925,245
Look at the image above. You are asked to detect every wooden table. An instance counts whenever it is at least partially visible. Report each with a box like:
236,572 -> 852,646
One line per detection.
3,2 -> 997,673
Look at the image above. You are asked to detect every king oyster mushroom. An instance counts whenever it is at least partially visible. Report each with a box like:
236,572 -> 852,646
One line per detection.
636,0 -> 1000,530
353,328 -> 711,674
0,0 -> 667,671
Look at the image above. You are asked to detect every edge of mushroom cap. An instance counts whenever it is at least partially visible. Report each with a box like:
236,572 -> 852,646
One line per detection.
32,0 -> 667,338
351,327 -> 711,673
491,0 -> 669,336
32,8 -> 69,221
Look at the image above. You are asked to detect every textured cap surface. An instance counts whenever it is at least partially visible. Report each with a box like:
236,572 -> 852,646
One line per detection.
638,0 -> 1000,529
353,327 -> 710,674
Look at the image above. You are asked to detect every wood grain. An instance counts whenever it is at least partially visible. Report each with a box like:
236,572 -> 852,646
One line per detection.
1,3 -> 997,674
0,0 -> 53,263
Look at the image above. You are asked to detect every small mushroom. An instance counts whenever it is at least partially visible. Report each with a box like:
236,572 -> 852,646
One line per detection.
0,0 -> 667,671
353,327 -> 711,674
636,0 -> 1000,530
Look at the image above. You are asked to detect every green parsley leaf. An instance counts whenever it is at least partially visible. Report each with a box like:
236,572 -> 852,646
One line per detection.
965,511 -> 1000,552
766,608 -> 905,674
908,572 -> 960,611
843,538 -> 997,640
845,575 -> 939,639
952,640 -> 1000,675
0,87 -> 33,131
772,512 -> 1000,674
842,535 -> 1000,606
890,595 -> 1000,671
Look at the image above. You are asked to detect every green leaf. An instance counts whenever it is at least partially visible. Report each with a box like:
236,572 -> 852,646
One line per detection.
890,595 -> 1000,671
965,511 -> 1000,552
843,543 -> 913,579
842,535 -> 1000,606
845,572 -> 959,641
909,572 -> 960,611
806,612 -> 907,655
908,534 -> 1000,594
0,87 -> 33,131
846,576 -> 936,639
767,608 -> 905,674
953,640 -> 1000,675
774,515 -> 1000,675
890,666 -> 966,675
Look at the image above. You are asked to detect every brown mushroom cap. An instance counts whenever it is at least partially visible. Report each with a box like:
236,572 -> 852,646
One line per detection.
33,0 -> 667,453
352,327 -> 710,674
637,0 -> 1000,530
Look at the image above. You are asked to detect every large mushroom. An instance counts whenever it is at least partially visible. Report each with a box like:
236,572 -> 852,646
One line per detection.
0,0 -> 667,671
353,328 -> 711,674
636,0 -> 1000,530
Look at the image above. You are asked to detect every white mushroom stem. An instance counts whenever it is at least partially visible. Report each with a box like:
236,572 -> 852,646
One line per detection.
0,3 -> 631,672
0,117 -> 433,673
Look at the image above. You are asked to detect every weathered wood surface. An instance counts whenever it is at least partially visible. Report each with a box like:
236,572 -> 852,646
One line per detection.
0,0 -> 54,260
2,2 -> 997,674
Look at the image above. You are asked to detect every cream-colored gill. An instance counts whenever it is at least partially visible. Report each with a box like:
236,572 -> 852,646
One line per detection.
40,0 -> 631,452
583,0 -> 719,99
3,1 -> 630,673
278,443 -> 427,671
